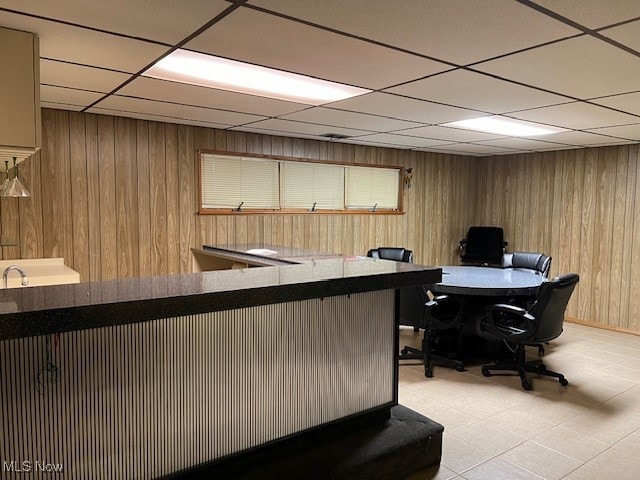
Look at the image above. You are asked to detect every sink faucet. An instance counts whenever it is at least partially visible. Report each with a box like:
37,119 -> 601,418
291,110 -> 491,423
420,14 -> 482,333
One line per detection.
3,265 -> 29,288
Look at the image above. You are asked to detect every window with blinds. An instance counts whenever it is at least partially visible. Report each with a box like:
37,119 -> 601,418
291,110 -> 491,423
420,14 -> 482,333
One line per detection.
201,153 -> 279,209
199,151 -> 403,214
345,166 -> 400,210
280,162 -> 345,210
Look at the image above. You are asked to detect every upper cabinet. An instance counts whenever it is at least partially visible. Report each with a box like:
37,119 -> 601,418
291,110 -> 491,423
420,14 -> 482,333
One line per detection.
0,27 -> 41,164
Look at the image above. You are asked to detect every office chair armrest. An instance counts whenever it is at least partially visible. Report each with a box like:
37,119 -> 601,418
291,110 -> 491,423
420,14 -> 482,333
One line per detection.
482,303 -> 536,342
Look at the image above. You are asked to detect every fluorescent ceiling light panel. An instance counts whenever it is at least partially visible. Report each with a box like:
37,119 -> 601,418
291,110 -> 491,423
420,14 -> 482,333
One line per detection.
445,116 -> 566,136
144,49 -> 371,105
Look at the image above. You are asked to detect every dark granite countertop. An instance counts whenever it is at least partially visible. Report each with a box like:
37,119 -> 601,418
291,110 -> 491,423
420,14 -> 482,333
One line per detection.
0,246 -> 441,341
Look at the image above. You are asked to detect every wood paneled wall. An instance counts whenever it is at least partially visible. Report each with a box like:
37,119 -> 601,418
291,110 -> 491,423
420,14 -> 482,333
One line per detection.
9,109 -> 638,332
0,108 -> 476,283
475,145 -> 640,333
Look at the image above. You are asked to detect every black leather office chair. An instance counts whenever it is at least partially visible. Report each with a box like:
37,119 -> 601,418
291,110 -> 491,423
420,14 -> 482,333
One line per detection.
367,247 -> 413,263
399,287 -> 466,378
479,273 -> 579,390
459,226 -> 508,265
503,252 -> 552,277
367,247 -> 416,330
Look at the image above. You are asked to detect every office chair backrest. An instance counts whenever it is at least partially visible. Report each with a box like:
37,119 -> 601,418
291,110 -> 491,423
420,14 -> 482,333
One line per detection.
507,252 -> 552,277
460,226 -> 506,264
427,296 -> 466,331
399,285 -> 429,328
367,247 -> 414,263
529,273 -> 579,342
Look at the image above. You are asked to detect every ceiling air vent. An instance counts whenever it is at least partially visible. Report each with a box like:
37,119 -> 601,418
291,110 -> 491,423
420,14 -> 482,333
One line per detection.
320,133 -> 351,140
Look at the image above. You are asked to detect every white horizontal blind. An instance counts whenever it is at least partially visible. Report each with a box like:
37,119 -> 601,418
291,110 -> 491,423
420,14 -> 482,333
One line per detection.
280,162 -> 345,210
201,154 -> 279,209
345,166 -> 400,210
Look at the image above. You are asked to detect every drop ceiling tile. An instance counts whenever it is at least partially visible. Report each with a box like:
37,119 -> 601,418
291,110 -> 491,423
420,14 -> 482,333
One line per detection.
87,108 -> 232,129
41,85 -> 103,107
341,138 -> 413,150
234,119 -> 374,138
248,0 -> 578,65
509,102 -> 639,129
591,91 -> 640,116
119,77 -> 308,117
438,143 -> 521,155
394,125 -> 505,142
93,96 -> 266,126
326,92 -> 482,124
229,126 -> 333,142
585,124 -> 640,141
474,36 -> 640,99
0,11 -> 169,72
348,133 -> 452,148
40,59 -> 131,93
387,69 -> 572,114
533,1 -> 640,29
414,146 -> 482,156
41,101 -> 84,112
280,108 -> 421,132
186,7 -> 447,89
533,130 -> 629,145
474,137 -> 573,150
0,0 -> 229,44
600,19 -> 640,53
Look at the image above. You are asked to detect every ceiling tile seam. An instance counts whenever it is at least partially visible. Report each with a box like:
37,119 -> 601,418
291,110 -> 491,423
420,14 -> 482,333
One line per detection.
462,32 -> 585,69
320,104 -> 473,126
87,106 -> 233,128
109,93 -> 274,119
0,7 -> 172,47
496,113 -> 639,137
40,57 -> 135,76
42,83 -> 111,95
502,99 -> 640,121
369,67 -> 461,93
472,138 -> 575,147
41,100 -> 85,108
81,0 -> 250,113
594,16 -> 640,32
463,68 -> 640,119
239,3 -> 460,69
586,90 -> 640,102
519,0 -> 640,60
228,117 -> 381,135
374,91 -> 497,116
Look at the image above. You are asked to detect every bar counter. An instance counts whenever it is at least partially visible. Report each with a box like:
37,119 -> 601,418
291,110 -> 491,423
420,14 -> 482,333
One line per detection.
0,245 -> 440,479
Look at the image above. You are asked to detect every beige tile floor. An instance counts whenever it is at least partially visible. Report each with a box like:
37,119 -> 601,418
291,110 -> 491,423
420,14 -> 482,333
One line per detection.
399,322 -> 640,480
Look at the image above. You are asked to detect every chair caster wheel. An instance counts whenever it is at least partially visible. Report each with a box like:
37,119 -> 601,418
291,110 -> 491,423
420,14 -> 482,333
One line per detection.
481,366 -> 491,377
559,378 -> 569,386
425,370 -> 433,378
455,365 -> 465,372
538,347 -> 545,356
522,380 -> 532,391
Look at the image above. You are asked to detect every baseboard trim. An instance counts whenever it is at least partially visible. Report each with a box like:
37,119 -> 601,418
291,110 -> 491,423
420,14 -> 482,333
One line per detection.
566,316 -> 640,337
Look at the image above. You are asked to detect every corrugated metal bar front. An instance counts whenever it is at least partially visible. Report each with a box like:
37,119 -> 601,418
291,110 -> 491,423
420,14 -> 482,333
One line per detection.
0,290 -> 395,479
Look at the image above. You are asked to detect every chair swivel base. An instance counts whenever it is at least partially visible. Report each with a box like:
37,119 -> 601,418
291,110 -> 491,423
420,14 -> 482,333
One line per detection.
400,346 -> 465,378
481,360 -> 568,391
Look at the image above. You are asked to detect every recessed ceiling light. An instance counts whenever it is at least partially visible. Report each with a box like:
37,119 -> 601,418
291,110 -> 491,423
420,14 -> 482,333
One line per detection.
444,116 -> 566,137
143,49 -> 371,105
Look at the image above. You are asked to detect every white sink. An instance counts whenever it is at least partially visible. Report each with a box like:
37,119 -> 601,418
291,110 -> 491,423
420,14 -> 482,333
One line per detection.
0,258 -> 80,289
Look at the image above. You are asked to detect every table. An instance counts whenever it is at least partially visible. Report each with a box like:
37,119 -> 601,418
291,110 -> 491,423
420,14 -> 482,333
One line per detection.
427,265 -> 546,298
424,266 -> 547,357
